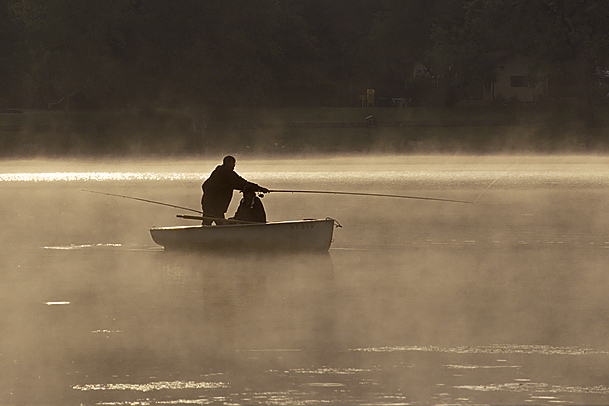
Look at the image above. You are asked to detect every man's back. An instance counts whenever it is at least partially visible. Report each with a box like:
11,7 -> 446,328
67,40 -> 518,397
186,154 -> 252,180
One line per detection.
202,165 -> 248,207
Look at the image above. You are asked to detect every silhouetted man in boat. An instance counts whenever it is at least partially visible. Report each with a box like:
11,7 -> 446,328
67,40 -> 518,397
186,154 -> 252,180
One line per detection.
201,155 -> 269,225
231,185 -> 267,223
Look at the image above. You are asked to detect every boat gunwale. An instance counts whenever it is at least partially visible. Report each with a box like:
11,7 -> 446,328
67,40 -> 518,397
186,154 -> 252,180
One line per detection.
150,218 -> 335,231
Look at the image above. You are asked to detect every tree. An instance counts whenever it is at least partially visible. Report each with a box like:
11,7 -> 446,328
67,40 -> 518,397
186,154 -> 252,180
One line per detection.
11,0 -> 137,108
0,0 -> 26,107
534,0 -> 609,122
360,0 -> 436,98
358,0 -> 472,106
128,0 -> 284,112
443,0 -> 609,119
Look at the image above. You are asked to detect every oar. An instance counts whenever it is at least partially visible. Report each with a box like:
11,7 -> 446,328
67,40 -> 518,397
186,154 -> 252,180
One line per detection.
268,189 -> 473,204
176,214 -> 259,224
82,190 -> 203,213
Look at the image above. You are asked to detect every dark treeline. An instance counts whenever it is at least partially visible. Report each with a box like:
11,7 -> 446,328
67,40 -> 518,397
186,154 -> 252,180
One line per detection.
2,0 -> 609,112
2,0 -> 609,156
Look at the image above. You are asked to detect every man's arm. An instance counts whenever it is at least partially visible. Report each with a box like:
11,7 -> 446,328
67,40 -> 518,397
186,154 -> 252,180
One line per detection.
229,171 -> 269,193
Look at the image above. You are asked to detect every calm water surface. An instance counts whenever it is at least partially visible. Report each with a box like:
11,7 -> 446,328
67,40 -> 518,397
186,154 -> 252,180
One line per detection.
1,155 -> 609,405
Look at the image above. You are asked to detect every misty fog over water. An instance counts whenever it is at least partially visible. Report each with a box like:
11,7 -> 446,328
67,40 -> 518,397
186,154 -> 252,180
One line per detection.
1,155 -> 609,405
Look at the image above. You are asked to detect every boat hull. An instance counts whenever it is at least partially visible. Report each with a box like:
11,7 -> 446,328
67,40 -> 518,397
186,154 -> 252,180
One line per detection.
150,219 -> 336,252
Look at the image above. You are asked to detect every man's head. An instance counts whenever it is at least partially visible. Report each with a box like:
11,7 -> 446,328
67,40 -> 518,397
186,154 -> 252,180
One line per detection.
222,155 -> 236,169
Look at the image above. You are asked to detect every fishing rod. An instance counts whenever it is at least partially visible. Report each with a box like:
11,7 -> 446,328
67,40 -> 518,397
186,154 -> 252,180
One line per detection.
472,153 -> 531,203
176,214 -> 259,224
85,190 -> 265,223
82,189 -> 203,214
269,189 -> 473,204
84,187 -> 472,219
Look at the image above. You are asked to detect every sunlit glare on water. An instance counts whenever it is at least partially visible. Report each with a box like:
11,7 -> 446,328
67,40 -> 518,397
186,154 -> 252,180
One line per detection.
0,154 -> 607,185
1,169 -> 609,186
0,172 -> 194,182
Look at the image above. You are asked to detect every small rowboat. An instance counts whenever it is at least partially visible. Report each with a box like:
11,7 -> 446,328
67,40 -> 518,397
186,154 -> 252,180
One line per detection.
150,218 -> 339,252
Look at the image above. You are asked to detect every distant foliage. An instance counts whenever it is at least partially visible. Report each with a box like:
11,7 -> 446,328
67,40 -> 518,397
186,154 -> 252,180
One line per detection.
1,0 -> 609,112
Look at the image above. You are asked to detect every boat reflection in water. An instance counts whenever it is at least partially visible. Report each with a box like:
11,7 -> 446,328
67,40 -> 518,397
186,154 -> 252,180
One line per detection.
67,250 -> 339,405
159,249 -> 336,352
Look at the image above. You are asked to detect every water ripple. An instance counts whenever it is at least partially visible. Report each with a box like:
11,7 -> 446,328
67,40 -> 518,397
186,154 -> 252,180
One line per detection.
444,364 -> 521,369
351,344 -> 609,356
72,380 -> 228,392
42,243 -> 160,251
291,367 -> 371,375
456,382 -> 609,394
